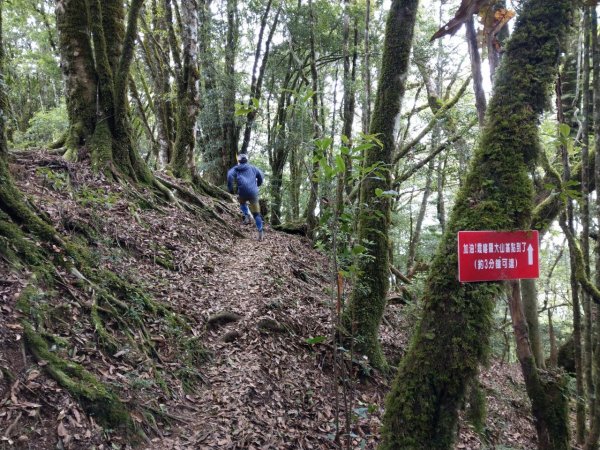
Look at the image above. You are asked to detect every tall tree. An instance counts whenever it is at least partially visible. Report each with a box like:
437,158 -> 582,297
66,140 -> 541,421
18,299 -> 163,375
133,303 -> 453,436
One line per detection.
240,0 -> 280,155
380,0 -> 575,447
171,0 -> 200,181
342,0 -> 419,370
304,0 -> 323,238
221,0 -> 239,181
336,0 -> 357,208
56,0 -> 165,192
198,0 -> 226,185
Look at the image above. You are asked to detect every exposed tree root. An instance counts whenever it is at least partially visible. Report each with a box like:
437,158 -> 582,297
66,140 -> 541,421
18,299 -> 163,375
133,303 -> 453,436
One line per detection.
1,161 -> 209,440
22,320 -> 134,431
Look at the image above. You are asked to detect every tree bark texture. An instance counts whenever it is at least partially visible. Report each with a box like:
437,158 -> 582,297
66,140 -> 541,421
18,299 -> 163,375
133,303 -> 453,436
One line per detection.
362,0 -> 371,134
585,5 -> 600,448
336,0 -> 357,210
222,0 -> 239,177
520,278 -> 545,369
56,0 -> 97,154
508,281 -> 569,450
240,0 -> 279,156
56,0 -> 155,185
304,0 -> 322,239
581,7 -> 594,423
171,0 -> 200,181
343,0 -> 419,371
465,16 -> 486,126
380,1 -> 574,447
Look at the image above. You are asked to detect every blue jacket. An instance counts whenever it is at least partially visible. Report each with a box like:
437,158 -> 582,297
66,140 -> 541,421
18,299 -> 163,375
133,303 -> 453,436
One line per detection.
227,163 -> 263,199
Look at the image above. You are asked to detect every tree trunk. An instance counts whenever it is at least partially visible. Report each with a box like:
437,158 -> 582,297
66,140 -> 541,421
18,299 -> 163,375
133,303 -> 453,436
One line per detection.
581,7 -> 594,423
198,0 -> 226,186
304,0 -> 322,239
141,0 -> 175,167
289,144 -> 301,220
240,1 -> 280,156
336,0 -> 357,210
57,0 -> 159,188
380,1 -> 575,447
406,159 -> 434,271
548,309 -> 558,368
222,0 -> 239,178
342,0 -> 419,371
267,57 -> 297,226
56,0 -> 97,157
508,281 -> 569,450
171,0 -> 200,181
521,277 -> 545,369
362,0 -> 371,134
465,16 -> 486,126
585,5 -> 600,449
559,70 -> 587,444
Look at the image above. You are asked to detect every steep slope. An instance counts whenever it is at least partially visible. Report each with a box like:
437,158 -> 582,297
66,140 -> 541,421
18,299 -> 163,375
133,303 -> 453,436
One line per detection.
0,150 -> 536,449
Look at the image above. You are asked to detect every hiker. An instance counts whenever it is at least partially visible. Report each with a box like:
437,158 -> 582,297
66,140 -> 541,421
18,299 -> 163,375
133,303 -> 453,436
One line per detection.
227,153 -> 265,241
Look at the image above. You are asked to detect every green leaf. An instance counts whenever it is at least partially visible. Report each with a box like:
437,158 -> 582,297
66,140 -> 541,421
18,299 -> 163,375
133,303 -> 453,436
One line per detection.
559,123 -> 570,138
352,244 -> 367,255
375,188 -> 383,197
335,155 -> 345,173
305,336 -> 326,345
315,137 -> 333,151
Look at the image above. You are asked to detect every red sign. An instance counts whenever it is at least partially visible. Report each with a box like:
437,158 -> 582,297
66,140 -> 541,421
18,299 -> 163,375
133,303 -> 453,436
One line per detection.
458,230 -> 539,282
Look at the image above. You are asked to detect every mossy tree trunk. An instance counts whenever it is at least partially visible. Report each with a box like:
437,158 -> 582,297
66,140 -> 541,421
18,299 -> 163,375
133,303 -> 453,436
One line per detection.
380,1 -> 575,448
580,6 -> 595,423
268,58 -> 299,226
221,0 -> 239,178
56,0 -> 154,185
171,0 -> 200,181
342,0 -> 419,371
55,0 -> 97,154
304,0 -> 323,239
336,0 -> 357,210
588,6 -> 600,449
509,281 -> 569,450
140,0 -> 175,167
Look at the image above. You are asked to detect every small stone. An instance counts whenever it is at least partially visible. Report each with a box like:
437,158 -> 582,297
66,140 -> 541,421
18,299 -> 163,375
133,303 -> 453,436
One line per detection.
221,331 -> 241,343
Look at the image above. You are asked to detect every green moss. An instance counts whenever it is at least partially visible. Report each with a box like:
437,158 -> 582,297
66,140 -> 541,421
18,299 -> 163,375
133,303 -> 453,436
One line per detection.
0,211 -> 44,267
89,120 -> 114,173
23,321 -> 133,430
55,0 -> 97,149
379,0 -> 575,447
343,0 -> 420,372
465,380 -> 487,435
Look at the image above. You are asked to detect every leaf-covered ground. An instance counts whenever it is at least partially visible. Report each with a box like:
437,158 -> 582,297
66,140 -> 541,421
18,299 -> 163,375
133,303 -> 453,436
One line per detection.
0,150 -> 537,449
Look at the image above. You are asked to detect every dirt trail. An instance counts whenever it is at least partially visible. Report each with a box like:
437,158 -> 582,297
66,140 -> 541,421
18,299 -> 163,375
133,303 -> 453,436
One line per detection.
143,223 -> 373,449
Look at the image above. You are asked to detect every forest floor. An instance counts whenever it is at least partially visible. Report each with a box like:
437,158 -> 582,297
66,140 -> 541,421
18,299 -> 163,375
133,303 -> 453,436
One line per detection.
0,150 -> 538,449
